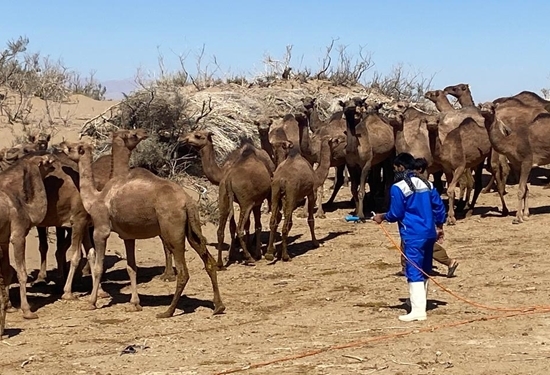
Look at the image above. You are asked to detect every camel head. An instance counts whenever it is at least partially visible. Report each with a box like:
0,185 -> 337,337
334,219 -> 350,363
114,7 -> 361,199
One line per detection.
424,90 -> 446,104
272,140 -> 294,165
301,96 -> 317,112
25,153 -> 57,177
61,141 -> 94,162
29,132 -> 52,151
477,101 -> 496,116
443,83 -> 470,99
338,97 -> 366,121
178,130 -> 213,150
253,118 -> 273,136
421,116 -> 440,133
111,129 -> 149,151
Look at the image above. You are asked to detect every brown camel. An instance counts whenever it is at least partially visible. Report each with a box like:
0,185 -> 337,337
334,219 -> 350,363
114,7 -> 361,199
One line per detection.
443,84 -> 512,195
426,115 -> 506,224
62,141 -> 225,317
478,102 -> 550,223
0,154 -> 57,319
217,143 -> 273,267
179,130 -> 275,265
265,135 -> 336,261
340,97 -> 395,219
493,91 -> 550,109
254,118 -> 274,163
443,83 -> 475,107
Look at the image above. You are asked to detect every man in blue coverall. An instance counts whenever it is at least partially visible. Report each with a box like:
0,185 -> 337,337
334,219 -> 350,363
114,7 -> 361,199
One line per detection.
373,153 -> 446,322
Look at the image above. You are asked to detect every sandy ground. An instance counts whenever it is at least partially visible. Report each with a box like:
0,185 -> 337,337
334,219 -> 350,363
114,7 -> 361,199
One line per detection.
2,169 -> 550,375
2,94 -> 550,374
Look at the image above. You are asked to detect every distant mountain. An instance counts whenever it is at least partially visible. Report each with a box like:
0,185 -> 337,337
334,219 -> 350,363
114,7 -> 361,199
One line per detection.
101,78 -> 138,100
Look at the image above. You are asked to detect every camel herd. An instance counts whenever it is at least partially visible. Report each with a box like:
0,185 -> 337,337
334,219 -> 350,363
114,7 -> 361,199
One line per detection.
0,82 -> 550,337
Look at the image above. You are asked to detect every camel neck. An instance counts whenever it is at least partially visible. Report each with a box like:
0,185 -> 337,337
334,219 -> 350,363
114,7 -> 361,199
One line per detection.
458,95 -> 475,107
199,143 -> 224,185
314,139 -> 332,188
259,133 -> 273,161
344,111 -> 358,155
434,98 -> 455,112
308,108 -> 323,133
298,119 -> 310,160
111,138 -> 132,177
428,129 -> 441,161
77,151 -> 100,212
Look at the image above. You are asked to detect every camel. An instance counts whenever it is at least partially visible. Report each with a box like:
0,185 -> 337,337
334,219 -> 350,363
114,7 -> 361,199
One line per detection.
493,91 -> 550,109
0,154 -> 57,319
254,118 -> 274,162
443,84 -> 475,107
425,114 -> 505,224
180,130 -> 275,266
443,84 -> 512,195
340,97 -> 395,219
478,102 -> 550,223
216,143 -> 273,267
62,140 -> 225,317
265,135 -> 337,261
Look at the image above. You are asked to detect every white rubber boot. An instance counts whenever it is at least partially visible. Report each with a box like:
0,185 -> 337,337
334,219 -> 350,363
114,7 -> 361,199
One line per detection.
399,281 -> 427,322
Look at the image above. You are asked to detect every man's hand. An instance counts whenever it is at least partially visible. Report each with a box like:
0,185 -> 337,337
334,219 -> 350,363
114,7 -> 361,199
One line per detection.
436,226 -> 444,243
373,213 -> 385,224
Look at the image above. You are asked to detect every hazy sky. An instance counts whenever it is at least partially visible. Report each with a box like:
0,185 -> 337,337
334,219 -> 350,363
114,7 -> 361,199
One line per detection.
1,1 -> 549,101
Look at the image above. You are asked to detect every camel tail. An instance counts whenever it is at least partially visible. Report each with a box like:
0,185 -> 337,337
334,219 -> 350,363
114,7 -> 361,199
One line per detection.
185,201 -> 208,248
0,258 -> 7,337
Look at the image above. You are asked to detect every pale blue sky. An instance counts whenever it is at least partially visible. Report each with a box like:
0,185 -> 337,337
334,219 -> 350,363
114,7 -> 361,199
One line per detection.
1,1 -> 549,101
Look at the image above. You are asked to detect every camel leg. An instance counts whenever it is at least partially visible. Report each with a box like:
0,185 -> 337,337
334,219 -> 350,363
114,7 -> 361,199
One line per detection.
348,166 -> 361,215
156,240 -> 176,282
35,227 -> 49,284
326,164 -> 345,205
11,232 -> 37,319
432,171 -> 444,195
343,165 -> 350,187
513,166 -> 530,224
280,200 -> 294,262
216,192 -> 230,270
236,205 -> 255,265
307,193 -> 320,249
252,205 -> 262,260
494,160 -> 510,216
61,221 -> 86,300
156,240 -> 187,319
446,167 -> 464,225
315,183 -> 326,219
86,221 -> 110,310
81,226 -> 94,276
265,182 -> 282,261
0,242 -> 15,314
123,239 -> 142,312
465,163 -> 484,218
357,161 -> 372,219
186,211 -> 225,316
54,227 -> 71,282
482,151 -> 496,193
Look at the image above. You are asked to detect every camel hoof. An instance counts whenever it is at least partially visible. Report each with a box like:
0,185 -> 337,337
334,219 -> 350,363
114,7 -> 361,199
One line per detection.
61,292 -> 77,301
312,241 -> 320,248
512,218 -> 522,224
126,304 -> 143,312
315,213 -> 326,219
6,306 -> 17,313
264,253 -> 275,261
32,277 -> 47,286
213,304 -> 226,315
98,290 -> 110,299
156,272 -> 176,282
83,303 -> 97,311
502,209 -> 509,217
156,310 -> 173,319
465,210 -> 473,218
446,218 -> 456,226
23,311 -> 38,320
243,260 -> 256,266
282,255 -> 291,262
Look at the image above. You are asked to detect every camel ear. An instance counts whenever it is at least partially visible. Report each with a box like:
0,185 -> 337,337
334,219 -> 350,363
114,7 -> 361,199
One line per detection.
338,100 -> 345,108
78,145 -> 85,155
253,120 -> 260,126
206,131 -> 213,141
28,134 -> 36,143
284,141 -> 294,150
45,134 -> 51,142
